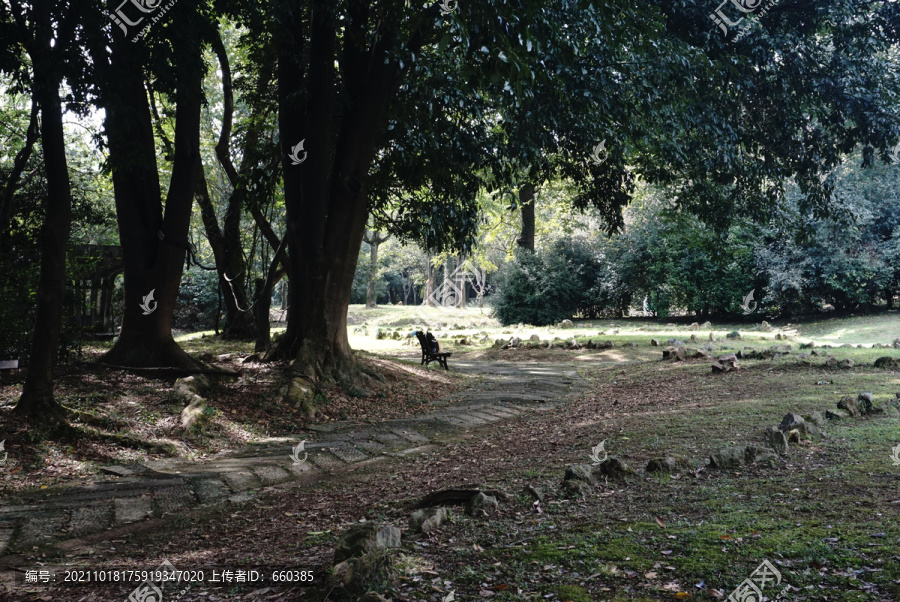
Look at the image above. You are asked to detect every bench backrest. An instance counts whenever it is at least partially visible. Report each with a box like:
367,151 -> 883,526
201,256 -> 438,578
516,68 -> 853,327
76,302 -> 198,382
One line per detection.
415,331 -> 441,354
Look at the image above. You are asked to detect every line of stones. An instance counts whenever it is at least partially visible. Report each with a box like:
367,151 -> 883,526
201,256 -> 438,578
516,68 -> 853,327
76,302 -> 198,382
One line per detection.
0,399 -> 539,555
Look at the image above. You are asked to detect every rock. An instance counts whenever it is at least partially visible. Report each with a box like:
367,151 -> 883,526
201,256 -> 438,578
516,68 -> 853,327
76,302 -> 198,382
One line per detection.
564,464 -> 596,484
840,358 -> 855,369
726,331 -> 741,340
568,339 -> 581,350
701,321 -> 713,329
559,319 -> 574,329
857,392 -> 878,415
778,413 -> 806,435
593,457 -> 633,479
559,479 -> 593,499
663,346 -> 686,361
333,551 -> 395,595
799,342 -> 814,349
585,340 -> 596,349
409,507 -> 447,534
666,339 -> 684,347
529,334 -> 541,342
455,338 -> 468,346
825,357 -> 839,368
874,357 -> 898,369
837,395 -> 859,417
358,593 -> 391,602
894,338 -> 900,349
689,334 -> 698,343
693,349 -> 711,359
786,429 -> 801,444
709,445 -> 775,469
467,492 -> 498,516
646,457 -> 681,473
651,338 -> 660,346
689,322 -> 700,331
523,485 -> 544,502
825,409 -> 847,420
334,523 -> 401,565
764,426 -> 789,454
806,411 -> 826,428
597,340 -> 614,349
759,321 -> 773,332
709,446 -> 745,469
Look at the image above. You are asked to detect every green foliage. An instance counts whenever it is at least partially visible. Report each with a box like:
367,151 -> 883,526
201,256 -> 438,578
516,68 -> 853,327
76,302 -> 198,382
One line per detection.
494,239 -> 604,326
175,267 -> 221,331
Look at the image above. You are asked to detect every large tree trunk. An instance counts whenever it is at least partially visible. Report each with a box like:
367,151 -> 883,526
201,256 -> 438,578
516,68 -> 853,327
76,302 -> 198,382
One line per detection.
96,36 -> 203,369
270,1 -> 400,386
517,183 -> 536,251
13,50 -> 72,424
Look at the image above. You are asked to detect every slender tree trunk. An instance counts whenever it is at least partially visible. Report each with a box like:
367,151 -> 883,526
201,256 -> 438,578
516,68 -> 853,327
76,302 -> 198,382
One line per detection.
517,183 -> 536,251
194,156 -> 256,339
96,37 -> 203,369
13,62 -> 72,423
363,230 -> 388,308
0,97 -> 39,245
424,258 -> 434,306
366,238 -> 379,308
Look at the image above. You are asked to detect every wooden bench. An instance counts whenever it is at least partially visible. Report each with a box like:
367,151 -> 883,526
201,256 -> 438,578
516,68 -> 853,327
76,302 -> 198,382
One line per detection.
0,359 -> 19,383
415,331 -> 451,370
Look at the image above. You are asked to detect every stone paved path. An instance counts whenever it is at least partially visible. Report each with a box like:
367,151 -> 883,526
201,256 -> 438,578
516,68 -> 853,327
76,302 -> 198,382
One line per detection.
0,359 -> 590,558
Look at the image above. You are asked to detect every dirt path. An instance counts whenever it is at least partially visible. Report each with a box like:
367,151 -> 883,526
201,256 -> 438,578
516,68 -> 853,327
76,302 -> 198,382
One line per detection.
0,358 -> 595,598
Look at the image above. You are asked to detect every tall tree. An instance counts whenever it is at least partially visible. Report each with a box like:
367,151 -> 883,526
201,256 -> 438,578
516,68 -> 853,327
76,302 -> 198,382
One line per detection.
363,228 -> 390,308
6,0 -> 82,424
87,4 -> 210,369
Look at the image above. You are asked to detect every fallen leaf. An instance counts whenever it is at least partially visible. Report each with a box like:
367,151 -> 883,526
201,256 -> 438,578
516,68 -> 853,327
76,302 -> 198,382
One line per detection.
675,593 -> 691,599
720,534 -> 732,540
656,516 -> 666,529
645,572 -> 658,579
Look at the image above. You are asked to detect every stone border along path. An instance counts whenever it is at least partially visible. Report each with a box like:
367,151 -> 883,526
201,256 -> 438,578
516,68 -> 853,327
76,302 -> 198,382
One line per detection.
0,359 -> 591,559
